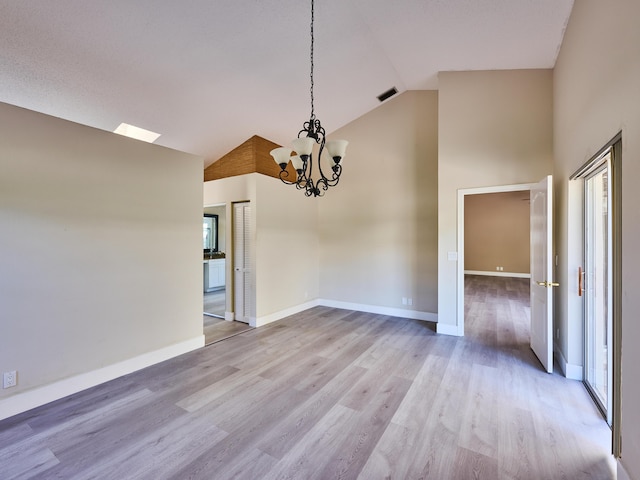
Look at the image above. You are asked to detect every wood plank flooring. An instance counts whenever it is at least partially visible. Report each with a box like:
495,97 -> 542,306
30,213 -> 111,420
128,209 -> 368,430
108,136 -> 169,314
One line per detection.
204,288 -> 226,317
203,315 -> 253,345
0,276 -> 615,479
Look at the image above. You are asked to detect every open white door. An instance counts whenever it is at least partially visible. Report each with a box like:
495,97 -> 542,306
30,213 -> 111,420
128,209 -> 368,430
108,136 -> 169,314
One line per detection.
530,175 -> 555,373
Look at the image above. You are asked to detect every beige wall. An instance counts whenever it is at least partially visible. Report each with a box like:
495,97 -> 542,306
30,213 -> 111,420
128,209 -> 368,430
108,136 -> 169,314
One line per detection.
204,92 -> 438,321
437,70 -> 553,333
464,191 -> 530,274
0,102 -> 204,415
255,174 -> 319,319
318,91 -> 439,316
553,1 -> 640,476
203,173 -> 319,324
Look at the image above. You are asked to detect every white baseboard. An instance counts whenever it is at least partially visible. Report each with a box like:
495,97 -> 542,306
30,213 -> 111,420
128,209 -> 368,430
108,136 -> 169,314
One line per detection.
225,311 -> 234,322
254,300 -> 322,327
618,461 -> 632,480
465,270 -> 531,279
318,299 -> 437,323
555,345 -> 583,380
436,322 -> 463,337
252,299 -> 438,328
0,335 -> 204,422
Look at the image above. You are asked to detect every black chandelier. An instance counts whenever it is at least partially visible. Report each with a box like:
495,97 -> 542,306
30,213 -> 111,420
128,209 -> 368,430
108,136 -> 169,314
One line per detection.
270,0 -> 348,197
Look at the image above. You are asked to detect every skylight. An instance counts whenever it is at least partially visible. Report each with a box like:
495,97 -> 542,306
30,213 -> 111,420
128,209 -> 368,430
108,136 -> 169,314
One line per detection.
113,123 -> 161,143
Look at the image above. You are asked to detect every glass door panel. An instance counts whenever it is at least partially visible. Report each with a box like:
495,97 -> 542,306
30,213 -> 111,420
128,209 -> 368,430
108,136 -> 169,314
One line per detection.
584,157 -> 612,424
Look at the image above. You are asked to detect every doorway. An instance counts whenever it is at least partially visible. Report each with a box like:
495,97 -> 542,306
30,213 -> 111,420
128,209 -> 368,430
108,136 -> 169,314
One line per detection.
202,203 -> 254,345
571,133 -> 622,455
457,183 -> 535,336
203,204 -> 226,318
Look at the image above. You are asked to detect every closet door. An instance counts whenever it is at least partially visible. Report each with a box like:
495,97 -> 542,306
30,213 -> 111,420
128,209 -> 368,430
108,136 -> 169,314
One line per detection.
233,202 -> 252,324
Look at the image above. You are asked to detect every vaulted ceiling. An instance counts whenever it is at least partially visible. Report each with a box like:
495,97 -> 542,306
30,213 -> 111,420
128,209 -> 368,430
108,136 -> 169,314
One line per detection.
0,0 -> 574,166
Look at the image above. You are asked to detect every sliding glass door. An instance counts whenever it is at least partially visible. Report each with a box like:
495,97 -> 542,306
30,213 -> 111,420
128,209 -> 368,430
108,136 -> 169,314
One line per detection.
583,154 -> 612,424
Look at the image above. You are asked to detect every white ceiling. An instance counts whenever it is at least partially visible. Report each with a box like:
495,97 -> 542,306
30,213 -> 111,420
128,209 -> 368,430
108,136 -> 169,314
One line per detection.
0,0 -> 574,166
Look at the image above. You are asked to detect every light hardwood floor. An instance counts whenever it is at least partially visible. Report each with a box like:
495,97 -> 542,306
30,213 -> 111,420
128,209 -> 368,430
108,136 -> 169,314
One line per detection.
203,315 -> 253,345
204,288 -> 226,317
0,276 -> 615,479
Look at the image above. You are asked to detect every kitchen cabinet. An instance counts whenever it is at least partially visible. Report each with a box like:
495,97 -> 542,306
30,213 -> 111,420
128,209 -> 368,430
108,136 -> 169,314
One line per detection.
204,259 -> 225,292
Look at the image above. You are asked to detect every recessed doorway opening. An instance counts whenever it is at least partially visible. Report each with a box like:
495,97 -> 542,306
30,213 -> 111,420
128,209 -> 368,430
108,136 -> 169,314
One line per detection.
203,204 -> 226,319
457,183 -> 535,337
202,203 -> 252,345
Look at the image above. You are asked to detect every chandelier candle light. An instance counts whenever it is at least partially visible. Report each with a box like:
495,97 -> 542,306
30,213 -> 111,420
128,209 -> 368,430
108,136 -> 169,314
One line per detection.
270,0 -> 348,197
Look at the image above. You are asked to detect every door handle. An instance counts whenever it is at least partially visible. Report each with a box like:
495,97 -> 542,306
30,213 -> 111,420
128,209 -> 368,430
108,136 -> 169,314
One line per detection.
536,281 -> 560,287
578,266 -> 584,296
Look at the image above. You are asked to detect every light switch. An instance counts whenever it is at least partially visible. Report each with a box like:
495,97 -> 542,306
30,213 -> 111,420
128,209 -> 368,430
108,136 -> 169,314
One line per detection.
448,252 -> 458,261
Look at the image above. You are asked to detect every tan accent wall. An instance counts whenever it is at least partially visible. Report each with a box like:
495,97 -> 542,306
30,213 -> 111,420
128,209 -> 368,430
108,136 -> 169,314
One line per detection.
0,102 -> 204,403
464,191 -> 530,274
553,1 -> 640,474
437,69 -> 553,330
318,91 -> 439,314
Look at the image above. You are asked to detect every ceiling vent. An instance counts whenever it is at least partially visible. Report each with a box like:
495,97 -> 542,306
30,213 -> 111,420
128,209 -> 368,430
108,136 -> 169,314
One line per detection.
377,87 -> 398,103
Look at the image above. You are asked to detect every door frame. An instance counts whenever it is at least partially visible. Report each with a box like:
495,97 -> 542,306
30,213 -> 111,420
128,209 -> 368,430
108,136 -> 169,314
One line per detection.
456,182 -> 536,335
570,132 -> 622,457
203,202 -> 231,320
582,159 -> 612,419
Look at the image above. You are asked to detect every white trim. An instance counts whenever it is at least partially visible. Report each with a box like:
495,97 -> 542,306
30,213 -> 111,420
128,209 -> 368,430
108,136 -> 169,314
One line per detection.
457,183 -> 537,196
0,335 -> 204,421
464,270 -> 531,278
554,344 -> 583,380
457,182 -> 537,337
318,299 -> 438,323
225,311 -> 234,322
253,299 -> 439,329
437,322 -> 463,337
617,461 -> 632,480
254,300 -> 322,327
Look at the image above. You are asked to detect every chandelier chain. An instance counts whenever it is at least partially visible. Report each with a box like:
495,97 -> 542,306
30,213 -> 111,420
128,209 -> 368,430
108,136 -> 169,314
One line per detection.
271,0 -> 346,197
309,0 -> 315,121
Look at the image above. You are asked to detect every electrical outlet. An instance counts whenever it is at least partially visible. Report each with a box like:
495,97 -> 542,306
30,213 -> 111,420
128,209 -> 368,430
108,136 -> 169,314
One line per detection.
3,371 -> 17,389
407,298 -> 413,306
402,297 -> 407,305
